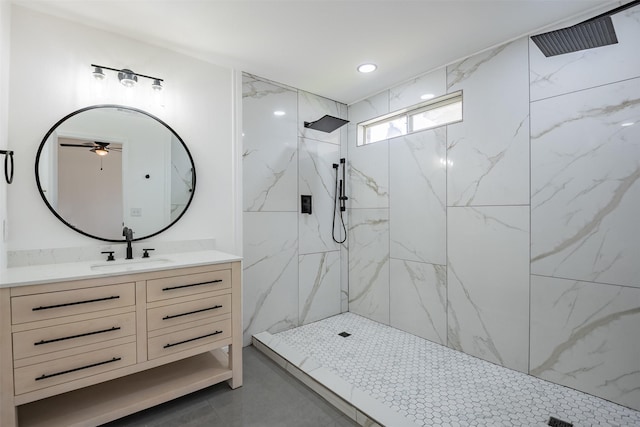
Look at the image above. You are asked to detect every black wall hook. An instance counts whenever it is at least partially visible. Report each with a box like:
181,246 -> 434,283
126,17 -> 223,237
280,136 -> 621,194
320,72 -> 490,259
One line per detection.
0,150 -> 13,184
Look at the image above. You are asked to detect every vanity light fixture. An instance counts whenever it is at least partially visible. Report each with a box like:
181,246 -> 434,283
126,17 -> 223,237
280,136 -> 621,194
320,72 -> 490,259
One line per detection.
92,66 -> 105,80
357,63 -> 377,73
118,69 -> 138,87
90,64 -> 164,91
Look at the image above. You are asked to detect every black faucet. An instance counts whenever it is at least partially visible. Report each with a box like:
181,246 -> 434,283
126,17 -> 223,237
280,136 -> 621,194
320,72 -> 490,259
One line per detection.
122,226 -> 134,260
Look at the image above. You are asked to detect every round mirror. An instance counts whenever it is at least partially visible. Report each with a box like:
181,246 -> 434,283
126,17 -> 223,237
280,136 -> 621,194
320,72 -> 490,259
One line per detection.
35,105 -> 196,242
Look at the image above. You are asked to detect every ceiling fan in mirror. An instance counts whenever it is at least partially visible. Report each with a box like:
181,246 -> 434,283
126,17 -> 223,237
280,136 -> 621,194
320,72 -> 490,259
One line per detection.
59,141 -> 122,156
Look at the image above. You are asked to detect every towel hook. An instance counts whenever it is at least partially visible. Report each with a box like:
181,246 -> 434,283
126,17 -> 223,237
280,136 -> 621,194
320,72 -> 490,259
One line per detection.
0,150 -> 14,184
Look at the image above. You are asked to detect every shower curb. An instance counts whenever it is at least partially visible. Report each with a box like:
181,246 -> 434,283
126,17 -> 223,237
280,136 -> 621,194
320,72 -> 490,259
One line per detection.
252,332 -> 420,427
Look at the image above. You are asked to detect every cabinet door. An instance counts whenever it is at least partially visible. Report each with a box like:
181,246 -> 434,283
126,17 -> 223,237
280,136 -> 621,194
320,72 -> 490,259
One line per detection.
13,312 -> 136,360
147,294 -> 231,331
14,342 -> 137,395
148,317 -> 231,360
146,270 -> 231,302
12,283 -> 135,324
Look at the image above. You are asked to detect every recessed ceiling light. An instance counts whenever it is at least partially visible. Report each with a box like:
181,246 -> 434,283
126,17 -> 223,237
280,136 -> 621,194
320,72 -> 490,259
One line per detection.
273,110 -> 286,116
621,122 -> 634,127
420,93 -> 435,100
357,63 -> 377,73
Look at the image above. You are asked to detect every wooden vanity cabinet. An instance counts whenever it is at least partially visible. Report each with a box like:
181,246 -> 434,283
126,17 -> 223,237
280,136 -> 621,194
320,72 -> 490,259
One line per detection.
0,261 -> 242,427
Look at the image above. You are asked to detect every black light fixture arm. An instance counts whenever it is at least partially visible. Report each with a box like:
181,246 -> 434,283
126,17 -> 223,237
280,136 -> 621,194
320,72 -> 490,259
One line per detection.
0,149 -> 14,184
91,64 -> 163,83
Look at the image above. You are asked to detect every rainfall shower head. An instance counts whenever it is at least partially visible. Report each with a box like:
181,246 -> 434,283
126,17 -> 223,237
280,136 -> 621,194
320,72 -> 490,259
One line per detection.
304,115 -> 349,133
531,0 -> 639,57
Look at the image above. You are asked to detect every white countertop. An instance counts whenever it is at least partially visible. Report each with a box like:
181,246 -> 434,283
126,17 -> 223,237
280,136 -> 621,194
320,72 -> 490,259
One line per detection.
0,250 -> 242,288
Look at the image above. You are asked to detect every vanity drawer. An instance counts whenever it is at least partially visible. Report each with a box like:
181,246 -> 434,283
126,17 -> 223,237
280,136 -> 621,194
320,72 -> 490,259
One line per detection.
13,312 -> 136,360
148,317 -> 231,360
147,294 -> 231,331
14,341 -> 136,395
146,270 -> 231,302
11,283 -> 135,325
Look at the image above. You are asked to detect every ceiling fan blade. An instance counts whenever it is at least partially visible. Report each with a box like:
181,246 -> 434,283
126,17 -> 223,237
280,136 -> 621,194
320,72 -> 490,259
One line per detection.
60,143 -> 94,147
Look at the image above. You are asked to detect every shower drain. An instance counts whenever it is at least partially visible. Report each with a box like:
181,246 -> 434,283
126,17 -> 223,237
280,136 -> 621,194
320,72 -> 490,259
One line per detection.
548,416 -> 573,427
338,332 -> 351,338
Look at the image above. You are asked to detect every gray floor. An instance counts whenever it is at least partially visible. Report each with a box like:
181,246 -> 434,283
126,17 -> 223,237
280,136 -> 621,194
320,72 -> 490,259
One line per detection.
101,345 -> 359,427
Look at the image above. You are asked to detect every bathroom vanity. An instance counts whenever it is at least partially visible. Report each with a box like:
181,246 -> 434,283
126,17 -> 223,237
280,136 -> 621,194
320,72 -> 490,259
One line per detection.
0,250 -> 242,427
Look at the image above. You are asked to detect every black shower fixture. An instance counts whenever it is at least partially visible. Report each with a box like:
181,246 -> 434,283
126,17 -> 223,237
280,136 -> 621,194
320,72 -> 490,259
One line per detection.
304,115 -> 349,133
531,0 -> 639,57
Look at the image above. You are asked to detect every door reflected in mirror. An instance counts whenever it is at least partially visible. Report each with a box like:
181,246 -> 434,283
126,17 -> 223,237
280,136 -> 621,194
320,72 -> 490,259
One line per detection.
36,105 -> 196,242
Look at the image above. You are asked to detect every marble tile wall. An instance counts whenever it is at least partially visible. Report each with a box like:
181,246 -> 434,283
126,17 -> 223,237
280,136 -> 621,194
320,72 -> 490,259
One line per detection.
530,275 -> 640,411
528,5 -> 640,409
447,206 -> 530,373
530,77 -> 640,287
446,37 -> 530,207
242,74 -> 347,344
346,2 -> 640,410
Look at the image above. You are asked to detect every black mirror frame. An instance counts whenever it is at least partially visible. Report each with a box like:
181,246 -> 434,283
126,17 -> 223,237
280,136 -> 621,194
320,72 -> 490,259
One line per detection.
35,104 -> 197,243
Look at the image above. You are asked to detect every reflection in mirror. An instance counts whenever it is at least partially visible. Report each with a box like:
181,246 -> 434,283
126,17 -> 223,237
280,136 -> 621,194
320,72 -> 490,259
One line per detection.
36,105 -> 196,242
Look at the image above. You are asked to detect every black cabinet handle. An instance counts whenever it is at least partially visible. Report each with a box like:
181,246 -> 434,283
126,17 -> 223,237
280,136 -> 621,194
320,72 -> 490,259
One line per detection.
32,295 -> 120,311
163,330 -> 223,349
34,326 -> 121,346
161,280 -> 222,292
35,357 -> 121,381
162,305 -> 223,320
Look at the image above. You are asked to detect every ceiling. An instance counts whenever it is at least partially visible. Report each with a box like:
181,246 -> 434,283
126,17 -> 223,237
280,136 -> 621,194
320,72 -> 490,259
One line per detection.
13,0 -> 618,105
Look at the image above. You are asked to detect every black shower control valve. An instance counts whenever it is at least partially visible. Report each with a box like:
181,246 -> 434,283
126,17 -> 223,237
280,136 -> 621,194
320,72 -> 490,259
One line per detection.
301,195 -> 313,215
101,251 -> 115,261
142,248 -> 155,258
333,163 -> 339,169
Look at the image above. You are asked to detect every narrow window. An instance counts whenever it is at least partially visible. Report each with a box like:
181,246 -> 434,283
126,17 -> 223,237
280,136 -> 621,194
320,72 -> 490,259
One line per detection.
357,91 -> 462,146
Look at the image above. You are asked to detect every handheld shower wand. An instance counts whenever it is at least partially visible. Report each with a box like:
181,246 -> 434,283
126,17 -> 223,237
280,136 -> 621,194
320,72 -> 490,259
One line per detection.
332,158 -> 347,244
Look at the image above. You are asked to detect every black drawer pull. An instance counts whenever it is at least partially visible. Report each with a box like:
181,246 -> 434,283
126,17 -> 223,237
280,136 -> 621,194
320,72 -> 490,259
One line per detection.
35,357 -> 122,381
162,305 -> 223,320
32,295 -> 120,311
162,279 -> 223,292
34,326 -> 121,346
163,330 -> 223,348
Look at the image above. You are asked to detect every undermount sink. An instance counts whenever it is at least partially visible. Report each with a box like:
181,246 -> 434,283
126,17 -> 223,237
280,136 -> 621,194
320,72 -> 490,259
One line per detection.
90,258 -> 172,272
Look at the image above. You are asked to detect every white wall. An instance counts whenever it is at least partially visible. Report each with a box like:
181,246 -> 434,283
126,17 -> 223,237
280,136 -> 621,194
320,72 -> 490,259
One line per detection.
0,0 -> 10,269
6,5 -> 238,255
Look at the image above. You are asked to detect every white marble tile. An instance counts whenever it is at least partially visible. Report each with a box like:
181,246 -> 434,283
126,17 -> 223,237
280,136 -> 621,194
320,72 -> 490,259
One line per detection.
340,243 -> 349,313
447,206 -> 530,372
389,128 -> 446,265
348,140 -> 389,209
390,259 -> 447,345
298,138 -> 340,254
446,38 -> 530,206
298,251 -> 341,325
530,4 -> 640,101
530,275 -> 640,411
298,90 -> 345,145
347,92 -> 390,209
242,75 -> 298,212
348,209 -> 389,324
531,77 -> 640,287
242,212 -> 298,345
348,91 -> 389,126
390,67 -> 447,112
